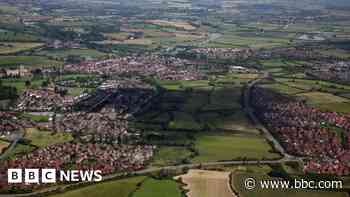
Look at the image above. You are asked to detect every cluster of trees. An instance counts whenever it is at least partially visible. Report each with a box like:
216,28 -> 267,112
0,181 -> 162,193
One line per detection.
0,80 -> 18,100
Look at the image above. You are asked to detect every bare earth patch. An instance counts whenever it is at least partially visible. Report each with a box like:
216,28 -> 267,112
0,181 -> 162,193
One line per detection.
0,140 -> 10,153
175,170 -> 237,197
145,20 -> 196,31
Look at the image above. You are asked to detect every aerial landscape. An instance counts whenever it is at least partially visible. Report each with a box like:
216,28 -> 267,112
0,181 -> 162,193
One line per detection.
0,0 -> 349,196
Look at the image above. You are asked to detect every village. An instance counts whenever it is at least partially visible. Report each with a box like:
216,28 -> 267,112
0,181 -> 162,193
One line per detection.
0,143 -> 154,190
63,55 -> 205,80
0,77 -> 158,191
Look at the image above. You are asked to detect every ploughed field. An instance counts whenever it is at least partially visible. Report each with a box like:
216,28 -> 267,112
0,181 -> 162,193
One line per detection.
174,170 -> 236,197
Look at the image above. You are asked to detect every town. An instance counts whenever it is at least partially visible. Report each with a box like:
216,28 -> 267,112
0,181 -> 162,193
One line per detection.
0,0 -> 350,197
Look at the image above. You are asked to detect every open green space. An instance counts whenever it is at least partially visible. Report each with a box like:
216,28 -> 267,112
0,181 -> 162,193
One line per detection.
151,146 -> 193,166
133,178 -> 182,197
24,128 -> 73,148
4,143 -> 35,159
0,56 -> 63,67
0,30 -> 41,42
168,112 -> 201,130
209,87 -> 242,109
297,91 -> 350,113
275,78 -> 350,93
260,82 -> 304,95
206,34 -> 290,49
1,77 -> 47,92
36,49 -> 107,59
21,113 -> 49,122
51,176 -> 147,197
191,132 -> 281,163
0,3 -> 25,15
199,111 -> 259,133
0,42 -> 44,54
317,48 -> 350,58
66,87 -> 91,96
181,90 -> 209,112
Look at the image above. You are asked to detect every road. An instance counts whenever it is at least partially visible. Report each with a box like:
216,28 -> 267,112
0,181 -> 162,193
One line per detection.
0,130 -> 24,161
0,157 -> 300,197
243,72 -> 298,160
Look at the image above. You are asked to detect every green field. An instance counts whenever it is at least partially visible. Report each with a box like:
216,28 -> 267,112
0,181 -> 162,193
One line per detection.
206,34 -> 290,49
66,87 -> 91,96
168,112 -> 202,130
36,49 -> 107,59
297,92 -> 350,113
275,78 -> 350,93
0,42 -> 44,54
21,113 -> 49,122
158,80 -> 184,90
1,78 -> 47,92
0,3 -> 25,15
210,87 -> 242,109
191,132 -> 281,163
4,143 -> 35,159
151,146 -> 193,166
51,176 -> 146,197
199,110 -> 259,133
24,128 -> 73,148
0,56 -> 63,67
0,30 -> 41,42
133,178 -> 182,197
260,83 -> 304,95
317,48 -> 350,58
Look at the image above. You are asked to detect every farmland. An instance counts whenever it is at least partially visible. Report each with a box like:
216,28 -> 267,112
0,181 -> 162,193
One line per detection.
151,146 -> 193,166
51,176 -> 147,197
0,42 -> 44,54
0,56 -> 63,67
133,178 -> 182,197
35,49 -> 107,60
49,176 -> 183,197
1,77 -> 47,92
205,32 -> 291,49
297,92 -> 350,113
191,133 -> 281,163
0,30 -> 41,42
175,170 -> 236,197
145,20 -> 196,31
136,75 -> 280,165
257,73 -> 350,114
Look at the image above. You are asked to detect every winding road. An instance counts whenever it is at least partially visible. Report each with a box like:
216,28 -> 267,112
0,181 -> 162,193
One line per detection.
243,72 -> 297,160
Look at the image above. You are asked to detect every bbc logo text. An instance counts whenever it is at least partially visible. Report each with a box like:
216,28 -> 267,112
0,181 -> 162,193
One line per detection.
8,169 -> 102,184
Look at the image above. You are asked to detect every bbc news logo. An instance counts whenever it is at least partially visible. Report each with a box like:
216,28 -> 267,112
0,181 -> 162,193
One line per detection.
8,169 -> 102,184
